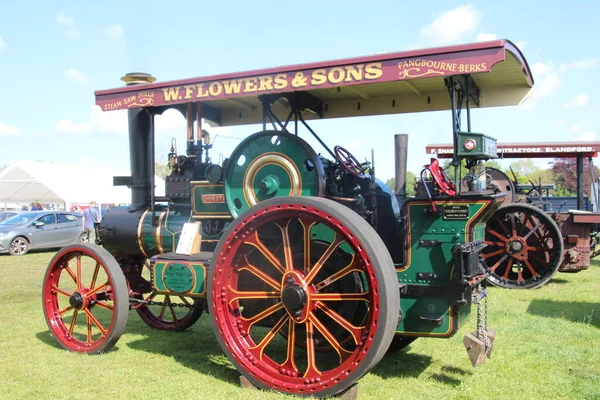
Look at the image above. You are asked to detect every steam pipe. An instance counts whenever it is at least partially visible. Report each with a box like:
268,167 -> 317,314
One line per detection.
394,134 -> 409,204
120,72 -> 156,212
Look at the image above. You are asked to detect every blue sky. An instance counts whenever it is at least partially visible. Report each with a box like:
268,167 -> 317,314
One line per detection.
1,1 -> 598,181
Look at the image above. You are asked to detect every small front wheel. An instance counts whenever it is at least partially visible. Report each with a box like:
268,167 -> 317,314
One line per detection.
42,244 -> 129,354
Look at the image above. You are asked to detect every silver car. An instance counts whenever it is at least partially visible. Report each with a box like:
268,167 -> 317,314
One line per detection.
0,211 -> 86,256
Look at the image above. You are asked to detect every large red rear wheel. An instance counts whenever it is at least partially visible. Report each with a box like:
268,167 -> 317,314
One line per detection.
42,244 -> 129,353
208,197 -> 399,397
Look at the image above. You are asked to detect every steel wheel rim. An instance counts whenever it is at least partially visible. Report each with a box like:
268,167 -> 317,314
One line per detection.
10,238 -> 27,255
42,246 -> 123,352
482,205 -> 563,288
211,203 -> 382,394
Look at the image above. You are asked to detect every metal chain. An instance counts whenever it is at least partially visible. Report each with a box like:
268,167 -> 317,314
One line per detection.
129,297 -> 193,308
472,287 -> 491,351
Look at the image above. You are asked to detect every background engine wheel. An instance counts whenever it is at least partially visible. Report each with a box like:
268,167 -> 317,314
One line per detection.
481,204 -> 564,289
208,196 -> 399,397
42,244 -> 129,353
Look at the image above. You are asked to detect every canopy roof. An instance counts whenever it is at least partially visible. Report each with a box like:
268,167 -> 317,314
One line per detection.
0,161 -> 165,205
426,141 -> 600,159
95,39 -> 533,127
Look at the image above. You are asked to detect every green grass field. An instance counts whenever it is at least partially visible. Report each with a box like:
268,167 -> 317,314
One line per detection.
0,250 -> 598,400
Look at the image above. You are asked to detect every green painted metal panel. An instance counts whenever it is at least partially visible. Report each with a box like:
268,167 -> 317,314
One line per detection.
396,297 -> 455,336
153,261 -> 207,297
192,181 -> 232,218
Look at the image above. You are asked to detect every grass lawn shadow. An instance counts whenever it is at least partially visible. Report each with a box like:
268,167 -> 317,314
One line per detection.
370,350 -> 433,379
126,320 -> 240,385
547,278 -> 569,284
527,299 -> 599,328
36,330 -> 123,354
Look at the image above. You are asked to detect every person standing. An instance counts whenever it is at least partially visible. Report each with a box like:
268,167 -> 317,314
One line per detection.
83,201 -> 101,244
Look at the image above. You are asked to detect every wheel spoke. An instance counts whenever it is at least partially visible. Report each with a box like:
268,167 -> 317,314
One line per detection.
305,234 -> 345,284
59,305 -> 74,316
314,255 -> 362,291
497,219 -> 511,235
87,282 -> 110,297
86,314 -> 93,343
276,220 -> 294,272
523,259 -> 540,278
94,301 -> 114,311
316,301 -> 363,345
484,241 -> 505,247
280,319 -> 298,374
240,302 -> 284,333
53,286 -> 73,298
489,254 -> 509,273
481,248 -> 506,260
63,265 -> 78,285
248,314 -> 288,361
502,260 -> 514,279
309,311 -> 353,364
89,263 -> 100,290
226,286 -> 280,304
303,320 -> 321,378
178,296 -> 191,306
488,229 -> 509,242
84,308 -> 108,336
237,256 -> 281,290
68,310 -> 79,335
298,218 -> 316,275
76,256 -> 82,290
523,222 -> 543,240
312,292 -> 369,302
244,231 -> 285,274
519,213 -> 532,236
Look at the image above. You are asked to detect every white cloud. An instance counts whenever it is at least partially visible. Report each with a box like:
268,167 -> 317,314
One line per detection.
476,33 -> 497,42
55,105 -> 229,138
537,73 -> 560,96
515,40 -> 528,50
105,25 -> 124,40
0,36 -> 5,52
55,13 -> 75,26
579,131 -> 596,141
560,58 -> 597,72
0,122 -> 20,136
563,93 -> 589,108
65,29 -> 80,40
420,4 -> 482,45
571,124 -> 582,132
531,61 -> 551,75
65,68 -> 89,83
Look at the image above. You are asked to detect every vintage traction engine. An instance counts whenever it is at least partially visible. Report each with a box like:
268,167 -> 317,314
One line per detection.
42,41 -> 534,397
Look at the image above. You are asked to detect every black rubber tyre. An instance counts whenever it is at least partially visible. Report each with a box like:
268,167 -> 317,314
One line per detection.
208,196 -> 399,397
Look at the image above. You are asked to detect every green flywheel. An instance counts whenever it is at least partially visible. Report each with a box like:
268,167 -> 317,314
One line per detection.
224,130 -> 325,218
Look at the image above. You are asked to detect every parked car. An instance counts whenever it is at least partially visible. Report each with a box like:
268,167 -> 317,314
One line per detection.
0,211 -> 86,256
0,211 -> 19,223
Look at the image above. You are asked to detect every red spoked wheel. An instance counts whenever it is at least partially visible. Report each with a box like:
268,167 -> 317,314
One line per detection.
133,260 -> 205,332
42,244 -> 129,353
208,196 -> 399,397
481,204 -> 564,289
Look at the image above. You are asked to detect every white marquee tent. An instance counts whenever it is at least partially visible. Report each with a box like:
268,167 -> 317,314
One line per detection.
0,161 -> 165,210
